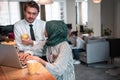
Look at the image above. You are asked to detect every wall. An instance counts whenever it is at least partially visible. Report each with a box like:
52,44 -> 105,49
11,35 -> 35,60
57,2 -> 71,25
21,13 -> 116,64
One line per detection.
77,0 -> 120,37
101,0 -> 120,38
88,0 -> 101,36
65,0 -> 76,31
101,0 -> 114,37
114,0 -> 120,38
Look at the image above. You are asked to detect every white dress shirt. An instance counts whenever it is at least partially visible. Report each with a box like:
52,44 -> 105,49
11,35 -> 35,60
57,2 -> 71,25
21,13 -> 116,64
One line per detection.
73,37 -> 85,49
76,37 -> 85,49
14,19 -> 46,56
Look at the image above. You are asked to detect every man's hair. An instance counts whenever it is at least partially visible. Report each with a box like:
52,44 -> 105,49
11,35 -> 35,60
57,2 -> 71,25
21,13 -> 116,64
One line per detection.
66,24 -> 72,30
72,31 -> 78,36
24,1 -> 39,13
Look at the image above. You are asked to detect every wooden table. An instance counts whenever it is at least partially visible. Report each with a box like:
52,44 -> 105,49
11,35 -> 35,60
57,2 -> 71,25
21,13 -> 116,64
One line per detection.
0,63 -> 56,80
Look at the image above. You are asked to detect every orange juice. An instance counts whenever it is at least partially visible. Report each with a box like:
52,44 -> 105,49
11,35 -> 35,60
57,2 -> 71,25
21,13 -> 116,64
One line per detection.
27,60 -> 38,75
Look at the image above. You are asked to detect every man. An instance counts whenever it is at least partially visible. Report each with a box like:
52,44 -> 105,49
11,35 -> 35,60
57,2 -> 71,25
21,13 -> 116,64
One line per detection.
14,1 -> 46,58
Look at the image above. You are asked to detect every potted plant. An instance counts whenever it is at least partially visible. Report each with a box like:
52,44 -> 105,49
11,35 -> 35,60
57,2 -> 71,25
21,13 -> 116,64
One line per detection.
84,28 -> 94,36
103,28 -> 112,37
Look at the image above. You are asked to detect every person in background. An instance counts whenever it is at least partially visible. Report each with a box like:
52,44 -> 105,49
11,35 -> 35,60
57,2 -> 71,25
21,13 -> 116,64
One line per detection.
67,24 -> 75,45
0,34 -> 7,42
0,28 -> 7,42
26,20 -> 75,80
14,1 -> 46,59
72,31 -> 85,64
8,32 -> 15,41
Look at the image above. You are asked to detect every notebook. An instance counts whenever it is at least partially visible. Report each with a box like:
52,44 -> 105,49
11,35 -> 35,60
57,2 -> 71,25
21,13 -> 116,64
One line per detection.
0,44 -> 26,68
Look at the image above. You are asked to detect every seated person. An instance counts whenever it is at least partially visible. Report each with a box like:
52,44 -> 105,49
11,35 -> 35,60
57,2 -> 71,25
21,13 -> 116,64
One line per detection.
71,31 -> 85,64
25,20 -> 76,80
0,34 -> 7,42
67,23 -> 74,45
8,32 -> 15,41
0,28 -> 7,42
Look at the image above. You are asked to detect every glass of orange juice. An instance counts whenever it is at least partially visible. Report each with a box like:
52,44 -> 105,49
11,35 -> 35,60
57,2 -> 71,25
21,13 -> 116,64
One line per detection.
27,60 -> 38,75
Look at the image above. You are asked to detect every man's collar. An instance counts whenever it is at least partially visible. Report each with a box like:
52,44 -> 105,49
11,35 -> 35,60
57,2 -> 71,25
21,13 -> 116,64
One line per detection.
24,19 -> 36,26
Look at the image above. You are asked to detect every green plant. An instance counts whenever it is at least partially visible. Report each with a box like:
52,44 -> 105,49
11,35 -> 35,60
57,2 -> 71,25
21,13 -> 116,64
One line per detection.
84,28 -> 93,34
103,28 -> 112,36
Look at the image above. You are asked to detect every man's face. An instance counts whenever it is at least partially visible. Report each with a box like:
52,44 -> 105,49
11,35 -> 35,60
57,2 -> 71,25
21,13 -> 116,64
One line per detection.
24,7 -> 38,23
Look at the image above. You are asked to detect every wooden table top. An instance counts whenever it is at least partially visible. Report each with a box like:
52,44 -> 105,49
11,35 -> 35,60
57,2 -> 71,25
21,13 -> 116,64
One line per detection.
0,63 -> 56,80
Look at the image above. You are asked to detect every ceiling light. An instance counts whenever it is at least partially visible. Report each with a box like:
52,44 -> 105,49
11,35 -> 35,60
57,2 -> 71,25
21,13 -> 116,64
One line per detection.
37,0 -> 53,5
93,0 -> 102,3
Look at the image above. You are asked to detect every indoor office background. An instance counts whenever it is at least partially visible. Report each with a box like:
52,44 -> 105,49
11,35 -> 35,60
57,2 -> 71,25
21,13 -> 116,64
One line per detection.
0,0 -> 120,80
0,0 -> 120,38
0,0 -> 87,31
0,0 -> 65,25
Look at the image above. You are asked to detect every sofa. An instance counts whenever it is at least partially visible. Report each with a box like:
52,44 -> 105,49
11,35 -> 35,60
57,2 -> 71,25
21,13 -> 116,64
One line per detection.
0,25 -> 14,42
0,25 -> 14,36
79,37 -> 110,64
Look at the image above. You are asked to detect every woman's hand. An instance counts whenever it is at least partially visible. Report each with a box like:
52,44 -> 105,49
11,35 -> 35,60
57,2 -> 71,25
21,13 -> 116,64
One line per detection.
18,53 -> 31,65
26,56 -> 40,62
18,53 -> 30,60
26,56 -> 47,66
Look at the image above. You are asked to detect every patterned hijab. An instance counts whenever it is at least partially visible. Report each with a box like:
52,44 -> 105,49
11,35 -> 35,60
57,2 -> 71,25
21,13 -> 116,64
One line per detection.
43,20 -> 68,53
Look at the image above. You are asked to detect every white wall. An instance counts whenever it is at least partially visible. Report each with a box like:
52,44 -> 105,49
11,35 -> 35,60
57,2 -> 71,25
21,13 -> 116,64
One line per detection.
65,0 -> 76,31
88,0 -> 101,36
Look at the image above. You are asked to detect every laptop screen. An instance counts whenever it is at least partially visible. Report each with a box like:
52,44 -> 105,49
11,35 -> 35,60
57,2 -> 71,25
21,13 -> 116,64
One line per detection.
0,44 -> 25,68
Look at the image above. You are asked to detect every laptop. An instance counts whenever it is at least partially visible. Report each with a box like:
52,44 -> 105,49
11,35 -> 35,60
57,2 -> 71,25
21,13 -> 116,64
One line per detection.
0,44 -> 26,68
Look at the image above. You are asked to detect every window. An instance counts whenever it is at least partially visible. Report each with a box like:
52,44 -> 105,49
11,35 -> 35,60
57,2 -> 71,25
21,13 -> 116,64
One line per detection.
0,1 -> 66,25
45,1 -> 65,21
0,1 -> 20,25
81,0 -> 88,25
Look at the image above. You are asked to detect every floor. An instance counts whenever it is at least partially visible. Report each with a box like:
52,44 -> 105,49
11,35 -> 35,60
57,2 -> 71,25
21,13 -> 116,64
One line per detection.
74,58 -> 120,80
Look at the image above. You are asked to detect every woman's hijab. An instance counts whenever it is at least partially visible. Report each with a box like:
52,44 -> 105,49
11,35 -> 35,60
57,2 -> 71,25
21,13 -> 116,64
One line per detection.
43,20 -> 68,53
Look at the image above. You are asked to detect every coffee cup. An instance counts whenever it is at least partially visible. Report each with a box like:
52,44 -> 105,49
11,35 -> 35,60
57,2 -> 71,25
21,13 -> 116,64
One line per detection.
27,60 -> 38,75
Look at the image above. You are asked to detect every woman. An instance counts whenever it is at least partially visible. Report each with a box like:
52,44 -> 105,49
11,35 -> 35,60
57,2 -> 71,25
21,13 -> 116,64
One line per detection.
27,20 -> 75,80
